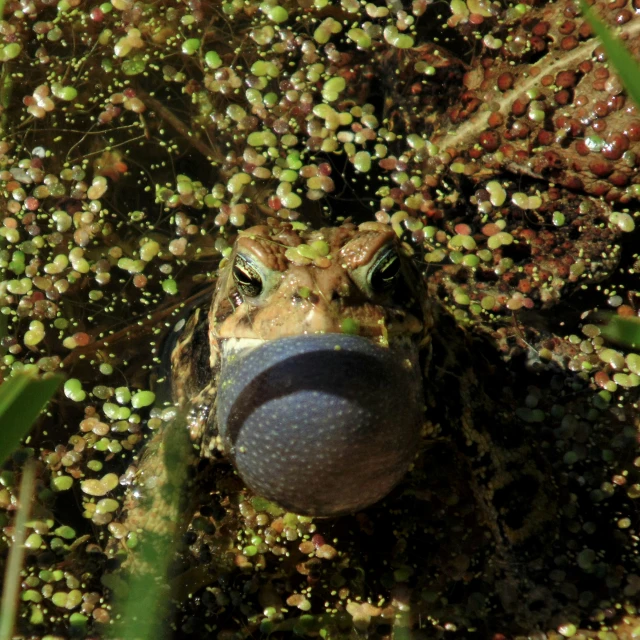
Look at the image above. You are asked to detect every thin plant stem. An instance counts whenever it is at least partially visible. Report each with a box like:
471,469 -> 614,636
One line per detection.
0,459 -> 37,640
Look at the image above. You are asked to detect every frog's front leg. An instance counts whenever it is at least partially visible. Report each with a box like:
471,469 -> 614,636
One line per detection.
108,381 -> 218,574
185,381 -> 220,457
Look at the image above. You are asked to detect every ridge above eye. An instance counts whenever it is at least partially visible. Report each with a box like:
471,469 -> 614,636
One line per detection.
233,254 -> 263,297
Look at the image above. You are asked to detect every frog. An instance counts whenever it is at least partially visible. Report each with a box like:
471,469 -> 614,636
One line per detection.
124,218 -> 435,527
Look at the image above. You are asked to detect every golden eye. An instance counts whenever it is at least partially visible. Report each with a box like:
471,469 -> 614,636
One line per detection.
368,246 -> 401,294
233,255 -> 263,297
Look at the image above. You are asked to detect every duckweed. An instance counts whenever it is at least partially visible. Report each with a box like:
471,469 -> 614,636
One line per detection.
2,0 -> 640,638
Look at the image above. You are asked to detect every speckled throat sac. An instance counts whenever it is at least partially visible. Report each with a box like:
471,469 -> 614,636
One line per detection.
216,333 -> 424,517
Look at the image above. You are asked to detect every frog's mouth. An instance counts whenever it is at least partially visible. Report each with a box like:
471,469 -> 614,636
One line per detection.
216,334 -> 423,517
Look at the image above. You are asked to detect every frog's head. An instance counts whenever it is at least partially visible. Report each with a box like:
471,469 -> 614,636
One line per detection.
210,221 -> 434,516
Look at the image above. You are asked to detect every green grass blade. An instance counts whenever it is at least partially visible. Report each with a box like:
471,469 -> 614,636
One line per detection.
599,314 -> 640,349
0,374 -> 62,466
108,414 -> 193,640
580,0 -> 640,108
0,459 -> 36,640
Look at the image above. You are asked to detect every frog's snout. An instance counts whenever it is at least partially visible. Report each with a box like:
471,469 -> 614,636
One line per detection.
217,334 -> 423,516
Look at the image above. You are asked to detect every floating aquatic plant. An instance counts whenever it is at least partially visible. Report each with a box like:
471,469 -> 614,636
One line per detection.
1,0 -> 640,638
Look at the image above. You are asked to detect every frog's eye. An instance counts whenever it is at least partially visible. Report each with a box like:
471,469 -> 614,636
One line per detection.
368,246 -> 401,294
233,254 -> 263,297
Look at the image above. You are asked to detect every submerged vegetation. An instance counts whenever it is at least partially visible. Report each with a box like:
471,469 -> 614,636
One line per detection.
2,0 -> 640,638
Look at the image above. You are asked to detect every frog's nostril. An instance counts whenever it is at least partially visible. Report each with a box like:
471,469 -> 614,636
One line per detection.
217,334 -> 423,516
